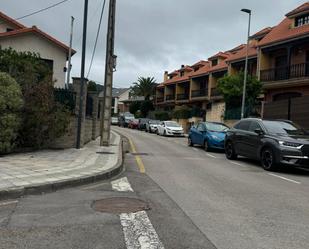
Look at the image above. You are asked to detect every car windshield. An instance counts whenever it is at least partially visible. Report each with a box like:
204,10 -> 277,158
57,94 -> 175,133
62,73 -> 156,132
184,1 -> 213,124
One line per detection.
262,120 -> 307,135
205,122 -> 229,132
124,113 -> 134,118
149,120 -> 160,124
165,121 -> 180,127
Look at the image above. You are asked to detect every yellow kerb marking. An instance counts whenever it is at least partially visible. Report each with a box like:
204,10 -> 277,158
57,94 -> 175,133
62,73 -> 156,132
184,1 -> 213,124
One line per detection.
128,138 -> 146,173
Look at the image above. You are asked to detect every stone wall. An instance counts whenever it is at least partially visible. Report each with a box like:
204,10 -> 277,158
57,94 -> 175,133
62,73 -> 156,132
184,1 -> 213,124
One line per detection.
206,101 -> 225,122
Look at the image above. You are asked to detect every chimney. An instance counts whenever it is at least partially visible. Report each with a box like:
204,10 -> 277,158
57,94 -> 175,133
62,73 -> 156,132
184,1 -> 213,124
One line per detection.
164,71 -> 168,82
181,65 -> 185,69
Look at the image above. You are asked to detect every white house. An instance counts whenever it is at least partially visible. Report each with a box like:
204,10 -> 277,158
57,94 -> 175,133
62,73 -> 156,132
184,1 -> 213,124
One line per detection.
0,11 -> 75,88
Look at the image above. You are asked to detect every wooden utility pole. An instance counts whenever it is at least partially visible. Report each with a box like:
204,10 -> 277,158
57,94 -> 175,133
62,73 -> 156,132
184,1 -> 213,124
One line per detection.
100,0 -> 117,146
66,16 -> 74,89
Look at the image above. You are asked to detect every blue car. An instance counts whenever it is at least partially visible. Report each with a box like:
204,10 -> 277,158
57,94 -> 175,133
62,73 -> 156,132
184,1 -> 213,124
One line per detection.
188,122 -> 229,151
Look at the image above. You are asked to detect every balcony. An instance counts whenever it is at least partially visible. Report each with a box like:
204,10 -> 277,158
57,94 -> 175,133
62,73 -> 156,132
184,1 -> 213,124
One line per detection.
210,88 -> 222,98
156,97 -> 164,103
191,88 -> 208,98
176,93 -> 189,101
165,94 -> 175,101
261,62 -> 309,82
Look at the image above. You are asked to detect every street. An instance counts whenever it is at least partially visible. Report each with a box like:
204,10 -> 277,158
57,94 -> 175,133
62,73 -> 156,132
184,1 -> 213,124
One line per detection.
0,127 -> 309,249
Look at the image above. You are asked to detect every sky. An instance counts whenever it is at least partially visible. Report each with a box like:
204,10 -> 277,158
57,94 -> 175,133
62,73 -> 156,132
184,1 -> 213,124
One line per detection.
1,0 -> 306,88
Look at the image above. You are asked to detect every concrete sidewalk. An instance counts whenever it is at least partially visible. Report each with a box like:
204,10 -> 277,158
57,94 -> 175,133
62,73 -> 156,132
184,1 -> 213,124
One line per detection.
0,131 -> 123,200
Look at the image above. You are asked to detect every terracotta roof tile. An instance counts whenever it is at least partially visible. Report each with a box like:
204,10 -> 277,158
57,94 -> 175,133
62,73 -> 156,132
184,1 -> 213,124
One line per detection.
0,11 -> 26,30
286,2 -> 309,17
208,51 -> 229,60
250,27 -> 273,39
258,17 -> 309,47
0,26 -> 76,54
226,41 -> 258,62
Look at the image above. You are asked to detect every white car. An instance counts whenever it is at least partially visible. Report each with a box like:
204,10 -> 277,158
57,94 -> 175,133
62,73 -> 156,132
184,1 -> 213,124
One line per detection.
111,117 -> 119,125
157,121 -> 184,137
146,120 -> 160,133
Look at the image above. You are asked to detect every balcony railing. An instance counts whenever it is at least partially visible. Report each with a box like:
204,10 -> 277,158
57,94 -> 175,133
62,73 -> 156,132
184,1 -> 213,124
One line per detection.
156,97 -> 164,103
176,93 -> 189,101
210,88 -> 222,97
191,88 -> 208,98
260,62 -> 309,82
165,94 -> 175,101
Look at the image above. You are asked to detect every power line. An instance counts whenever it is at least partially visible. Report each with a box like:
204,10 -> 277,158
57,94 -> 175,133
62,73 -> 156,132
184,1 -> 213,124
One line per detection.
15,0 -> 71,21
86,0 -> 107,78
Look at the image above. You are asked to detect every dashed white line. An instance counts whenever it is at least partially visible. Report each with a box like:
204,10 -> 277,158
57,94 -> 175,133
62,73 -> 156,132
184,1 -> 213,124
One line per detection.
206,153 -> 217,158
267,173 -> 301,184
192,148 -> 199,152
111,177 -> 133,192
111,177 -> 165,249
0,200 -> 18,207
229,161 -> 246,167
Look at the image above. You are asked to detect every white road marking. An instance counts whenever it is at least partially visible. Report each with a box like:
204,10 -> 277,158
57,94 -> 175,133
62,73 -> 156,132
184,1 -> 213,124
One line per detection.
111,177 -> 165,249
267,173 -> 301,184
120,211 -> 165,249
192,148 -> 199,152
0,200 -> 18,207
229,161 -> 247,167
206,153 -> 217,158
111,177 -> 134,192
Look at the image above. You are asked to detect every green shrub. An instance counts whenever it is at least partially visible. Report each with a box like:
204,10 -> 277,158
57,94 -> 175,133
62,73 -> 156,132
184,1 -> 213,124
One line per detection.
148,111 -> 170,121
172,106 -> 191,119
0,73 -> 23,153
129,101 -> 141,115
140,100 -> 154,117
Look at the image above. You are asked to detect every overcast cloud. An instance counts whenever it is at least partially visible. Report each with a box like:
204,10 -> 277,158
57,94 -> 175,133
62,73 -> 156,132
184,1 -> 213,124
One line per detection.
1,0 -> 306,87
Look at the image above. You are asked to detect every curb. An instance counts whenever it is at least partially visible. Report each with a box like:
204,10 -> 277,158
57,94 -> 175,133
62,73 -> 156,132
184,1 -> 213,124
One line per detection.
0,135 -> 124,201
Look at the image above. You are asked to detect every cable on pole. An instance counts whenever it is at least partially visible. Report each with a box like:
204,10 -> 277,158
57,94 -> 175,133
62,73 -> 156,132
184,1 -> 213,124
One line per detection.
86,0 -> 107,78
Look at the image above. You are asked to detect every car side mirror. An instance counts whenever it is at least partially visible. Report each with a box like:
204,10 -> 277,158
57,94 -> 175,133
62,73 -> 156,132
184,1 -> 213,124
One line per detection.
254,128 -> 264,135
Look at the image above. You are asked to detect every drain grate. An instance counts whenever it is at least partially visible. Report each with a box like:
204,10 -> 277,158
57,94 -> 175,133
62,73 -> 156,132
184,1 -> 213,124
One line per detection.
92,197 -> 150,214
131,153 -> 149,156
96,151 -> 115,155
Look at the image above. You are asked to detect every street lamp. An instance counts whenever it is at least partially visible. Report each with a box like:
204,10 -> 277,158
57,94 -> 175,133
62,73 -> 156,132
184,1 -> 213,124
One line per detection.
240,8 -> 252,119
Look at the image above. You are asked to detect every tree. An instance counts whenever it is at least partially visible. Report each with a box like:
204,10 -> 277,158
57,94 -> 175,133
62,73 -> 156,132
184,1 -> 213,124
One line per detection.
87,81 -> 98,92
0,73 -> 23,154
130,77 -> 157,100
217,72 -> 262,107
129,101 -> 141,115
140,100 -> 154,117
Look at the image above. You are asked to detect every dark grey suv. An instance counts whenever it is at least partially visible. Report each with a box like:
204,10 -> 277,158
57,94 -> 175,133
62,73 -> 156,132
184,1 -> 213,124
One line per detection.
225,118 -> 309,170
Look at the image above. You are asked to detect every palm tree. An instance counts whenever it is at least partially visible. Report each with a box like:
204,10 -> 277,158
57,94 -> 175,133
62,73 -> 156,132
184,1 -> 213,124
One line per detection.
130,77 -> 157,100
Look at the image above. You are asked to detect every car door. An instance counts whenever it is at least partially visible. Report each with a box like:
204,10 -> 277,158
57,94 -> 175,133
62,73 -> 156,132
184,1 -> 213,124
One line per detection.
195,123 -> 206,145
233,120 -> 252,156
247,121 -> 264,159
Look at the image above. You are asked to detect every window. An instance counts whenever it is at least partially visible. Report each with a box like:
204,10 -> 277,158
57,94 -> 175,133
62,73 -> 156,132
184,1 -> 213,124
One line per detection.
6,28 -> 14,32
212,59 -> 218,67
180,71 -> 184,77
234,120 -> 251,131
197,123 -> 205,132
248,121 -> 261,132
295,14 -> 309,27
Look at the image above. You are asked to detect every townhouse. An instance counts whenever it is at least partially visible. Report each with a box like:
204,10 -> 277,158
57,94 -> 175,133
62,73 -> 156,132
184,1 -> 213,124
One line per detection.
156,2 -> 309,124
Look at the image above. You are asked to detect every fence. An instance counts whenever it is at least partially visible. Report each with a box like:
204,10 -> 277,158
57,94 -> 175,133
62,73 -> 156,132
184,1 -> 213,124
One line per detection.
263,96 -> 309,129
224,105 -> 258,120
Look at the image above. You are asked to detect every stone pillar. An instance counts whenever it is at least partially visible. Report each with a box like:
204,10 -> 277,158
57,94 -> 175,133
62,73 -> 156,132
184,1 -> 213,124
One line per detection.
72,77 -> 88,147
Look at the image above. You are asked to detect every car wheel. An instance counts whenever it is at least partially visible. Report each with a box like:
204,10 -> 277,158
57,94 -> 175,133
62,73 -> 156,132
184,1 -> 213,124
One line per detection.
225,141 -> 237,160
261,147 -> 277,171
188,137 -> 193,147
204,140 -> 209,152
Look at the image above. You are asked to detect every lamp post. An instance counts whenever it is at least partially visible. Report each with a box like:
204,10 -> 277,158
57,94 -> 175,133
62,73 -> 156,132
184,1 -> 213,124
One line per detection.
240,8 -> 251,119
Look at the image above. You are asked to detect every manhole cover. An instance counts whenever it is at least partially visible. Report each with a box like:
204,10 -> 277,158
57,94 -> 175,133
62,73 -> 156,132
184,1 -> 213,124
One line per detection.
131,153 -> 149,156
96,151 -> 115,155
92,197 -> 150,214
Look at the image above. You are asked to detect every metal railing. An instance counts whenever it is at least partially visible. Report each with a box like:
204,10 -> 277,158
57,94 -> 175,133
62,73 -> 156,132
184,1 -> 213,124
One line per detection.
191,88 -> 208,98
165,94 -> 175,101
260,62 -> 309,82
176,93 -> 189,100
210,88 -> 222,97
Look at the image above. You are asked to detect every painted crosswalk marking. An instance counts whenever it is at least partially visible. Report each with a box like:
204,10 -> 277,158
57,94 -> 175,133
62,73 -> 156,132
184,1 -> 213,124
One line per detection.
112,177 -> 165,249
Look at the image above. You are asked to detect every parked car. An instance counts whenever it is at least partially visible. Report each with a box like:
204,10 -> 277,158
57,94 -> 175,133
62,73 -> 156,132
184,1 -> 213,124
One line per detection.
138,118 -> 150,130
146,120 -> 160,133
188,122 -> 229,151
111,117 -> 119,125
157,121 -> 184,137
225,118 -> 309,171
128,119 -> 139,129
118,112 -> 135,127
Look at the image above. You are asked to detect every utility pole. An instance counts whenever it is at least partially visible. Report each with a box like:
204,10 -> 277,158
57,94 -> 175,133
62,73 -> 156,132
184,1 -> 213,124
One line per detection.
100,0 -> 117,146
66,16 -> 74,89
240,8 -> 252,119
76,0 -> 89,149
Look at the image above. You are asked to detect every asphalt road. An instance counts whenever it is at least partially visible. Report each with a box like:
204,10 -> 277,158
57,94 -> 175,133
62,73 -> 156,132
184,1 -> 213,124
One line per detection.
113,126 -> 309,249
